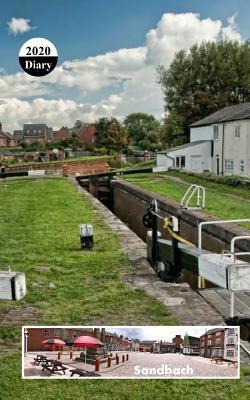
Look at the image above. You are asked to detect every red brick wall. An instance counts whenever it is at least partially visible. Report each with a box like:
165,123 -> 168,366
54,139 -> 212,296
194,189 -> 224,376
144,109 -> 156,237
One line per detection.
53,127 -> 70,141
77,125 -> 96,145
172,335 -> 183,349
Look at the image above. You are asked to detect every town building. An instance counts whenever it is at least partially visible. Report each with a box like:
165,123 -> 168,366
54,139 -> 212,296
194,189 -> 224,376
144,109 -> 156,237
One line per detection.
0,123 -> 16,147
182,336 -> 200,355
139,340 -> 157,352
14,124 -> 53,144
53,127 -> 71,141
159,341 -> 175,353
200,328 -> 225,358
157,102 -> 250,177
224,328 -> 238,362
76,124 -> 96,146
172,335 -> 184,352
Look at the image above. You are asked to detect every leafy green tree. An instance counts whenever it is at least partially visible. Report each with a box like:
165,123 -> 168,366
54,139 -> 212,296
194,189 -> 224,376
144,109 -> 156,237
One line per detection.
157,40 -> 250,140
124,112 -> 161,145
95,117 -> 112,148
183,332 -> 189,347
161,112 -> 186,147
107,117 -> 130,153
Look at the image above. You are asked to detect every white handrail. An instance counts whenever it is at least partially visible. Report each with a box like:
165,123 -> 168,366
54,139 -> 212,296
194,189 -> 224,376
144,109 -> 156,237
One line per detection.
230,236 -> 250,254
198,219 -> 250,289
181,184 -> 206,209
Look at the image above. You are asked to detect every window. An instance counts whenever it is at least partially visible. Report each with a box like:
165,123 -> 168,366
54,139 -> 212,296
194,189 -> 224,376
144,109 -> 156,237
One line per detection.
176,157 -> 180,168
73,331 -> 78,339
213,125 -> 219,140
227,350 -> 235,357
227,328 -> 236,335
234,126 -> 241,138
26,130 -> 30,134
215,332 -> 221,337
208,340 -> 211,346
54,328 -> 61,337
224,160 -> 234,172
181,156 -> 186,168
215,339 -> 221,345
240,160 -> 245,173
228,338 -> 235,345
33,129 -> 36,134
43,329 -> 50,337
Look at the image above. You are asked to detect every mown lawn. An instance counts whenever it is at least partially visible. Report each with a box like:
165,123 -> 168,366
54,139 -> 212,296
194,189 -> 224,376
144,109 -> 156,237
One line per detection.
0,177 -> 176,326
0,353 -> 249,400
122,173 -> 250,229
0,177 -> 249,399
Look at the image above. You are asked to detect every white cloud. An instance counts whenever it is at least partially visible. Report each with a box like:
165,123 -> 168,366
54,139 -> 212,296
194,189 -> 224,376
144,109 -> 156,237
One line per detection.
145,13 -> 222,65
222,14 -> 242,42
1,12 -> 244,132
0,95 -> 123,132
7,17 -> 35,35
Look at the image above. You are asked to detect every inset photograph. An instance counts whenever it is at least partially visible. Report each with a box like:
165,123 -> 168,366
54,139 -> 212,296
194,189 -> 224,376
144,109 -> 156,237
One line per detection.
23,326 -> 239,379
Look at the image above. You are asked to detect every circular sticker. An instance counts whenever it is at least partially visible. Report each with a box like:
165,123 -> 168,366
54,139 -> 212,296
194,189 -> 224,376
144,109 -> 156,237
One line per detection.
19,38 -> 58,77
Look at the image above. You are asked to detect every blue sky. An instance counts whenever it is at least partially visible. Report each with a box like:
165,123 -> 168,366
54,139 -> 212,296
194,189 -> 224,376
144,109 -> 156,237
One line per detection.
0,0 -> 249,132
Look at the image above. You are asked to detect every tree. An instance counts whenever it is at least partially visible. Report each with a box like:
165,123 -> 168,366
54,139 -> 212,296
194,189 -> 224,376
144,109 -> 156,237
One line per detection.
183,332 -> 189,347
124,112 -> 161,145
107,117 -> 129,153
95,117 -> 112,148
157,40 -> 250,140
95,117 -> 130,153
161,112 -> 186,147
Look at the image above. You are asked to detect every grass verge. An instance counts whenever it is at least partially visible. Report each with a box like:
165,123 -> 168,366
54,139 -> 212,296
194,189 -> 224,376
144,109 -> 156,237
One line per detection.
121,172 -> 250,229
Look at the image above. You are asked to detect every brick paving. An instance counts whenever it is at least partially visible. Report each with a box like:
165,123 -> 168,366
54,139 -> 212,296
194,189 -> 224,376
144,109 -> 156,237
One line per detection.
24,351 -> 238,379
101,352 -> 239,378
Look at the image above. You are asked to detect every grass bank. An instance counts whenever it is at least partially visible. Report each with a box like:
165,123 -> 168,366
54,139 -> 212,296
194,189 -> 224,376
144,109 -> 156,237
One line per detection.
121,172 -> 250,229
0,177 -> 176,326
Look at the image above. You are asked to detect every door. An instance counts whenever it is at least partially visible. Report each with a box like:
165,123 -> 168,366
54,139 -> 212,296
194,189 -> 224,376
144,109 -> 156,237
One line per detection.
191,155 -> 202,172
216,158 -> 220,175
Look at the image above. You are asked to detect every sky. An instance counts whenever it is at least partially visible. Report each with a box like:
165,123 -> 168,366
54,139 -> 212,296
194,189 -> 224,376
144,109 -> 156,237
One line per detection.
104,326 -> 218,341
0,0 -> 249,133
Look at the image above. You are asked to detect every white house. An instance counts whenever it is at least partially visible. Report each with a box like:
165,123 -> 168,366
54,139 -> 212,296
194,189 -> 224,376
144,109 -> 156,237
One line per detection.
223,328 -> 238,362
157,102 -> 250,177
157,140 -> 212,173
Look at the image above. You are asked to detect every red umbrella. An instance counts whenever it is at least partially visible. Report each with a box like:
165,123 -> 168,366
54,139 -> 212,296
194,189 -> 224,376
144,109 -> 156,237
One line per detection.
42,339 -> 66,345
73,336 -> 103,348
42,338 -> 66,351
73,336 -> 103,363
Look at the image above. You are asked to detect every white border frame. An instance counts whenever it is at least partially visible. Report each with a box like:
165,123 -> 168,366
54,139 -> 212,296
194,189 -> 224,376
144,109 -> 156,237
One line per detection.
22,325 -> 240,380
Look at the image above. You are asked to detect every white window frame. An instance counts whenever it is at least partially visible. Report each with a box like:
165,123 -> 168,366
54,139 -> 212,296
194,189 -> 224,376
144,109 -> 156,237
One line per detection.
234,125 -> 241,138
43,329 -> 50,337
54,328 -> 61,338
224,159 -> 234,172
213,125 -> 219,140
240,160 -> 245,173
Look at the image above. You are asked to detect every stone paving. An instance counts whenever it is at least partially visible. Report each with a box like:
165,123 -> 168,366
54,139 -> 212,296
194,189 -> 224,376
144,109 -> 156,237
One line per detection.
100,352 -> 239,378
24,351 -> 238,379
72,179 -> 224,325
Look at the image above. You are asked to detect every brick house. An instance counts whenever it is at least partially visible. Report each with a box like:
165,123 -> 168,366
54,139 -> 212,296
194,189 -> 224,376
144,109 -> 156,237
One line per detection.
200,328 -> 225,358
139,340 -> 157,352
76,124 -> 96,146
172,335 -> 184,352
53,127 -> 70,141
22,124 -> 53,144
182,336 -> 200,355
27,328 -> 94,351
160,341 -> 175,353
0,123 -> 16,147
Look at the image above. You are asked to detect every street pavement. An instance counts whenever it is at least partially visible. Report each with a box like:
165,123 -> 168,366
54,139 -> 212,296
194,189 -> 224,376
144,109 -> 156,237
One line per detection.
24,351 -> 238,379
